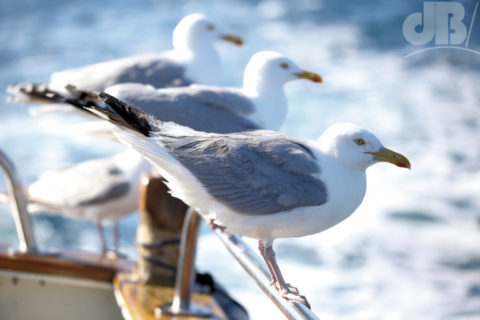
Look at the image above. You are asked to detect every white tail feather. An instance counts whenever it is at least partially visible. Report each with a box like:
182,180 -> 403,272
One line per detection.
28,104 -> 79,116
69,121 -> 118,141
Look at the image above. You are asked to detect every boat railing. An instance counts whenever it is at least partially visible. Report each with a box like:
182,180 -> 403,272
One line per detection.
158,209 -> 321,320
0,149 -> 37,254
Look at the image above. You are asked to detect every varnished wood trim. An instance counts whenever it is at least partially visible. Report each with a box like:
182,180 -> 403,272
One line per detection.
0,243 -> 134,282
114,273 -> 227,320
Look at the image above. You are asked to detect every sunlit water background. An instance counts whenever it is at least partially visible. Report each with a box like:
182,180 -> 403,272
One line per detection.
0,0 -> 479,319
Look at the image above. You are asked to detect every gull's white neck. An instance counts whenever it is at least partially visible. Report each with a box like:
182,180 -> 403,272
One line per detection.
173,43 -> 222,86
312,150 -> 367,231
243,78 -> 288,131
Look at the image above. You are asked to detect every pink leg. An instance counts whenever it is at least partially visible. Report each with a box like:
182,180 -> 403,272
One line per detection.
258,240 -> 311,309
258,240 -> 280,286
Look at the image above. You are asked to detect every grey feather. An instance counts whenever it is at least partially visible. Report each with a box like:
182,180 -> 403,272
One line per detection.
161,130 -> 327,215
112,84 -> 260,134
184,85 -> 255,115
112,58 -> 193,89
77,181 -> 130,206
27,159 -> 131,211
51,55 -> 193,91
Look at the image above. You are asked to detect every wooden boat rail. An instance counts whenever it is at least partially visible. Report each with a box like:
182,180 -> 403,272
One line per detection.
0,149 -> 321,320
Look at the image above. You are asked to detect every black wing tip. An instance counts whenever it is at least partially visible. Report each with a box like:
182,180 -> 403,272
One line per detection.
98,92 -> 153,137
60,86 -> 105,117
6,82 -> 100,119
6,82 -> 66,103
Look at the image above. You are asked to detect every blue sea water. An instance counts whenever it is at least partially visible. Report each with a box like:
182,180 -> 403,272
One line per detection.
0,0 -> 479,319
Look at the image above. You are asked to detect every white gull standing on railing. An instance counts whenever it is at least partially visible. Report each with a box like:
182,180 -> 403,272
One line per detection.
70,92 -> 411,307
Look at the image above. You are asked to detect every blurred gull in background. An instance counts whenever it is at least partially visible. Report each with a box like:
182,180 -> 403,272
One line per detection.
1,149 -> 150,257
7,13 -> 244,114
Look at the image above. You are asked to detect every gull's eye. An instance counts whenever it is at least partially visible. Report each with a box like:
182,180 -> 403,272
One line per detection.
354,138 -> 365,146
206,24 -> 215,30
280,63 -> 289,69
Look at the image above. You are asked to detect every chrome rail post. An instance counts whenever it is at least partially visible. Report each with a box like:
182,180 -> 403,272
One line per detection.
0,150 -> 37,254
156,208 -> 212,318
153,204 -> 320,319
214,231 -> 320,320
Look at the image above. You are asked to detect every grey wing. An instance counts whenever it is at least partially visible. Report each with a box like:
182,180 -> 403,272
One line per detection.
162,131 -> 327,215
76,174 -> 130,207
50,55 -> 193,92
114,57 -> 193,89
187,85 -> 255,115
113,85 -> 261,134
28,159 -> 130,210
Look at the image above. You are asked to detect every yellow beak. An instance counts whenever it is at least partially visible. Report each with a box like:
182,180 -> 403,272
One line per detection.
294,70 -> 322,83
366,147 -> 411,169
220,34 -> 244,46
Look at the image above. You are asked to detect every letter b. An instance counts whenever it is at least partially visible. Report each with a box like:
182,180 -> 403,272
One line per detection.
403,2 -> 467,46
435,2 -> 467,45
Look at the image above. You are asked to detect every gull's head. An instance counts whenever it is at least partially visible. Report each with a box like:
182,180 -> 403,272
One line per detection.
317,123 -> 411,171
173,13 -> 243,51
243,51 -> 322,90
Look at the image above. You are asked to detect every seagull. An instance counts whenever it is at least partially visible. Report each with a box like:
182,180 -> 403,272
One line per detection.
20,149 -> 150,257
101,51 -> 322,132
8,51 -> 322,133
71,92 -> 411,307
7,13 -> 243,103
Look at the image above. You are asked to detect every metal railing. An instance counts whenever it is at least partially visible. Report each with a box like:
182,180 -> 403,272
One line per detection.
0,149 -> 37,254
156,208 -> 212,318
159,209 -> 320,320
